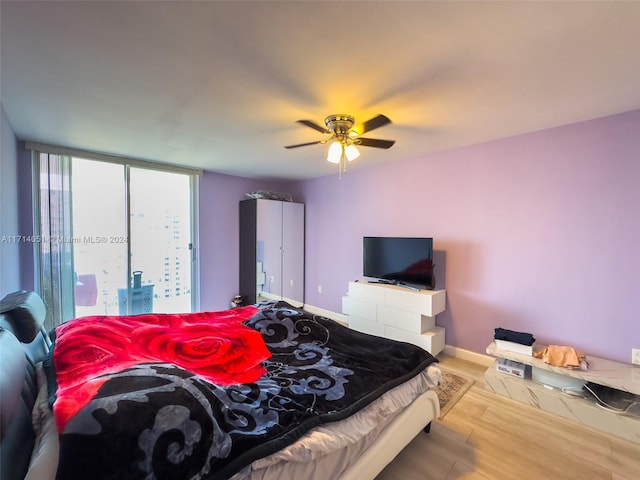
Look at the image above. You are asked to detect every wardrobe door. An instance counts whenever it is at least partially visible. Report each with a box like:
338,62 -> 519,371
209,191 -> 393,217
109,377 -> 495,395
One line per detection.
256,199 -> 283,298
281,202 -> 304,306
239,200 -> 258,303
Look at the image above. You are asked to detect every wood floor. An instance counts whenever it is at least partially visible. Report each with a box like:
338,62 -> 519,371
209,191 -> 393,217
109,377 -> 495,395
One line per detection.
375,354 -> 640,480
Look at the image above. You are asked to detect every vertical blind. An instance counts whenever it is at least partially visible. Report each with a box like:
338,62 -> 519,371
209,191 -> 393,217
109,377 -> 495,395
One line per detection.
34,151 -> 76,329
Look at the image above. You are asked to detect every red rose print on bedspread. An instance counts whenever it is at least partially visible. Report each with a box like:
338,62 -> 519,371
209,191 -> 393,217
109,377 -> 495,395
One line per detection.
52,306 -> 268,432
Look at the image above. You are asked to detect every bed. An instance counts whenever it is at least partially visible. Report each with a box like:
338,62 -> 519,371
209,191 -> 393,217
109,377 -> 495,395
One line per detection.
0,290 -> 441,480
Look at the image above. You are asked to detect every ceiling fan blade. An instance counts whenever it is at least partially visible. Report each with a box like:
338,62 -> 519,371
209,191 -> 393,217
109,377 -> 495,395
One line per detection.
357,114 -> 392,134
357,138 -> 396,149
296,119 -> 329,134
284,140 -> 323,149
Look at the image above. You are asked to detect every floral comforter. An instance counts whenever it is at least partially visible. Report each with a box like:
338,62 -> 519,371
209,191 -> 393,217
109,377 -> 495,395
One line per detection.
45,301 -> 437,480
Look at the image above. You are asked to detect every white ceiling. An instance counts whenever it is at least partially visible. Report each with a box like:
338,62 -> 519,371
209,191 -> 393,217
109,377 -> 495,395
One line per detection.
2,1 -> 640,181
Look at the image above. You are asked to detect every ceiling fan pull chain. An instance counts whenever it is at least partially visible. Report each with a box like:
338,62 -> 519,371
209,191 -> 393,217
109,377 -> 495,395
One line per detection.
341,149 -> 348,179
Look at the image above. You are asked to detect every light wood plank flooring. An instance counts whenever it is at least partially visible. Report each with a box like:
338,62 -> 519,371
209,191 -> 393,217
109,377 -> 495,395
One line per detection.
376,354 -> 640,480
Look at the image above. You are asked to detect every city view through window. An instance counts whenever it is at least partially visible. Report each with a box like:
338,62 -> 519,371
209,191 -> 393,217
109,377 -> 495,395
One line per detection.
71,159 -> 192,316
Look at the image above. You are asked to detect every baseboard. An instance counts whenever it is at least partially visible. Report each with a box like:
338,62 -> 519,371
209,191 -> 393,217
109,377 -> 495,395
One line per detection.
442,345 -> 494,367
303,304 -> 494,366
303,303 -> 348,326
260,292 -> 303,308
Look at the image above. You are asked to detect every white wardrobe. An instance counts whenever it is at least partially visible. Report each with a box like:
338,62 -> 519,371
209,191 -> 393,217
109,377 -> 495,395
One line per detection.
239,199 -> 304,307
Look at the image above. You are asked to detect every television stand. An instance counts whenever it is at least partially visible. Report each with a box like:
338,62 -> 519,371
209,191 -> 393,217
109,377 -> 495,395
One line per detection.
342,281 -> 446,355
485,341 -> 640,444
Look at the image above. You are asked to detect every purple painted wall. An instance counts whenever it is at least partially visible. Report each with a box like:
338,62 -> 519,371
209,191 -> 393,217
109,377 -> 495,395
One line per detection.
7,106 -> 638,364
198,171 -> 290,311
0,109 -> 33,294
1,104 -> 21,295
297,110 -> 640,364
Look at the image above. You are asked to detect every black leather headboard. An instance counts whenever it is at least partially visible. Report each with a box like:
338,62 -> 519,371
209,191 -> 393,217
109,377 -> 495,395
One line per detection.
0,291 -> 50,480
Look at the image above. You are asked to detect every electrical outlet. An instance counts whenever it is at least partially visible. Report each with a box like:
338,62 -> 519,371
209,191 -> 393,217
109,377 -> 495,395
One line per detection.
632,349 -> 640,366
317,285 -> 322,294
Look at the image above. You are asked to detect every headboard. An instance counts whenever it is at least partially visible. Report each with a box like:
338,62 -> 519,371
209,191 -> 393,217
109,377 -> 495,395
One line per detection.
0,291 -> 50,480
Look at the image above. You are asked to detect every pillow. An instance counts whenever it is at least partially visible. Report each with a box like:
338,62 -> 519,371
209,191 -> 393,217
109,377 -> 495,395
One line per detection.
25,362 -> 59,480
0,291 -> 46,343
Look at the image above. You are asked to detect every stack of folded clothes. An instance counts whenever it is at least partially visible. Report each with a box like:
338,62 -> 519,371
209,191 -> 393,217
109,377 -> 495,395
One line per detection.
493,327 -> 536,355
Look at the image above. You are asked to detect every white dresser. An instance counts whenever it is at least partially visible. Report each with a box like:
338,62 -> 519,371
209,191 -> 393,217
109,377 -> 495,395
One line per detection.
341,280 -> 446,355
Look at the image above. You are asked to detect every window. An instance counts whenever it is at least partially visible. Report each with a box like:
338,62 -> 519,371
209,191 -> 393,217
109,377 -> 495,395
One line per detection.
30,144 -> 201,328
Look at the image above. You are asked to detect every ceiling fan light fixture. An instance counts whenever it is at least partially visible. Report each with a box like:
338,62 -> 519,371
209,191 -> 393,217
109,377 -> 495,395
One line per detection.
327,141 -> 342,164
344,144 -> 360,161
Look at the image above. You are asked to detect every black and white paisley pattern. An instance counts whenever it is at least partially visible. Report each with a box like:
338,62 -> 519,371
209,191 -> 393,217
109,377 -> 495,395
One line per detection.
213,380 -> 280,435
59,363 -> 229,480
247,302 -> 353,406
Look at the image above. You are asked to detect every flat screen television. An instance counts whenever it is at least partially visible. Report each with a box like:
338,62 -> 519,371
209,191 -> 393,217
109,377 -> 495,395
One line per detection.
363,237 -> 434,289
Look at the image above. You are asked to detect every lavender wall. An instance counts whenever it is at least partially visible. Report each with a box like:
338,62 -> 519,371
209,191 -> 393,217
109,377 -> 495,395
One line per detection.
198,172 -> 290,311
297,110 -> 640,364
6,107 -> 638,363
0,104 -> 21,295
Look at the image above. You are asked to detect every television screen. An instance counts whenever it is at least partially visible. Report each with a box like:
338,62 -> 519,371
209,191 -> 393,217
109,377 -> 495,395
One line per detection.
363,237 -> 434,289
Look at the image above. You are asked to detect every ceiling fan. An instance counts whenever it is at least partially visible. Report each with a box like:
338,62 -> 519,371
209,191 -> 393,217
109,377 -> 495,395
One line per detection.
284,114 -> 395,177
